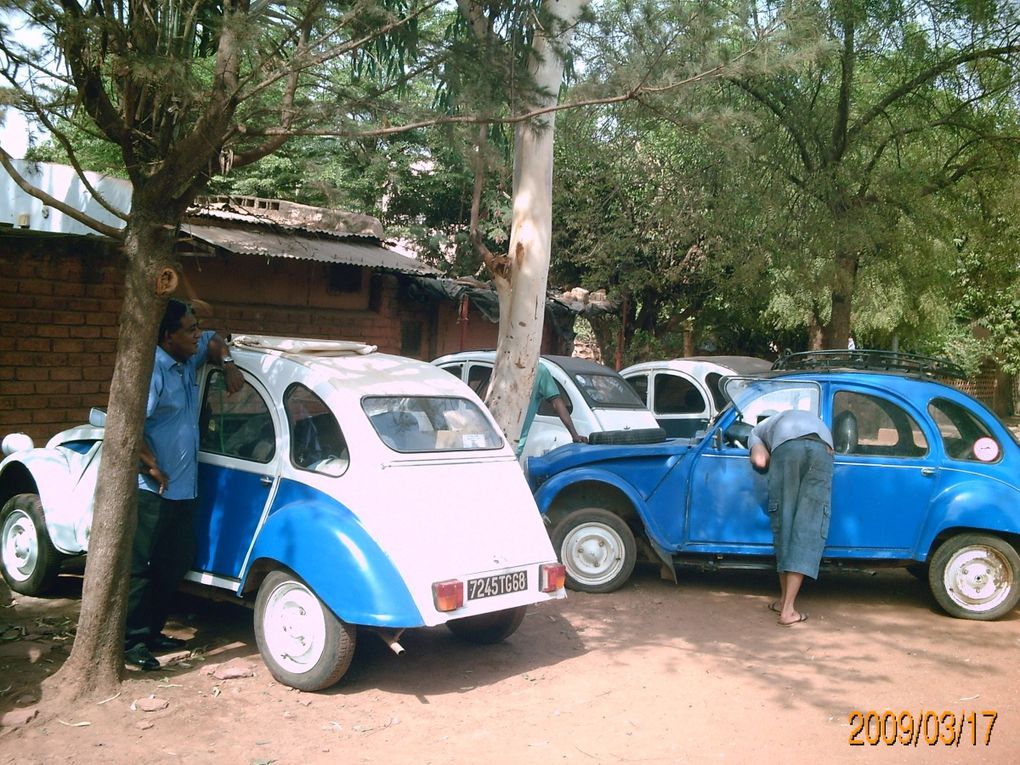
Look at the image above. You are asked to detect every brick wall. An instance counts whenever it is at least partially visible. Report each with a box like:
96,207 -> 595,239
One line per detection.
949,359 -> 1015,418
1,234 -> 124,443
1,236 -> 492,443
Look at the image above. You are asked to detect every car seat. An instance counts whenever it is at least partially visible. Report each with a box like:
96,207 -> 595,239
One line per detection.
372,411 -> 433,451
833,410 -> 859,454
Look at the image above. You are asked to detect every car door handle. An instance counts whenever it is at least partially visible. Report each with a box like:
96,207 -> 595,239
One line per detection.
260,475 -> 274,486
920,467 -> 936,477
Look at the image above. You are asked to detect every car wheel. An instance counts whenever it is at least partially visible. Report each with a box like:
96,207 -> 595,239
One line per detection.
1,493 -> 63,596
551,508 -> 636,593
446,605 -> 527,644
928,534 -> 1020,620
254,570 -> 357,691
588,427 -> 667,446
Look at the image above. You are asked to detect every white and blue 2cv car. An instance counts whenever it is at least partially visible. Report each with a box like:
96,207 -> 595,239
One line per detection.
0,336 -> 566,690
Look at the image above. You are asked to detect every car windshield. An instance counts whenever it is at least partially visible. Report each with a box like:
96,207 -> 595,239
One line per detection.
362,396 -> 504,453
570,372 -> 646,408
722,378 -> 821,424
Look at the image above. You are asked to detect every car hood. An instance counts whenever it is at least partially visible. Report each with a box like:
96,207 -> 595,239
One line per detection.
527,439 -> 697,489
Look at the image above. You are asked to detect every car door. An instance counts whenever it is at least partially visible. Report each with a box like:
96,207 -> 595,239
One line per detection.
826,386 -> 938,555
623,370 -> 712,437
652,371 -> 711,437
678,383 -> 820,552
193,368 -> 281,580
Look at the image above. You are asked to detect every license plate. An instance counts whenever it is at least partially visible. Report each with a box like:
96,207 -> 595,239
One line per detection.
467,570 -> 528,600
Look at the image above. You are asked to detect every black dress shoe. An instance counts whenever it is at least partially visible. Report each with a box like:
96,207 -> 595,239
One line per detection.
125,642 -> 160,671
147,633 -> 187,652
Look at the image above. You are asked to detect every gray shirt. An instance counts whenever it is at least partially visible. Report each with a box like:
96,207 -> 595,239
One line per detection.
748,409 -> 833,452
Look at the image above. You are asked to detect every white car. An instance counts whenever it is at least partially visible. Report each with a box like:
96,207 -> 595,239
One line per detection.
621,356 -> 773,438
1,336 -> 566,691
432,351 -> 664,461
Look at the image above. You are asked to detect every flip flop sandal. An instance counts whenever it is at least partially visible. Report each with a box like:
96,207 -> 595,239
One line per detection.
767,602 -> 781,613
778,613 -> 808,626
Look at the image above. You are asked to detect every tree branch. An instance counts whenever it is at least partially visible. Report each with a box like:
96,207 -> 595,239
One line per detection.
0,145 -> 125,239
849,43 -> 1020,142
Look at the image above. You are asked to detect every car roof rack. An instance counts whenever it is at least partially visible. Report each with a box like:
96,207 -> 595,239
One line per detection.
772,349 -> 967,380
232,335 -> 378,356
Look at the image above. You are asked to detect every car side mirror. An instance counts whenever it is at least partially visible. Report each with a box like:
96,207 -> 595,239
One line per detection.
89,408 -> 107,428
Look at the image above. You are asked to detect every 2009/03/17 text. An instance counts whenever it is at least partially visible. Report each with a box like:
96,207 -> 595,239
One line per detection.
848,710 -> 997,747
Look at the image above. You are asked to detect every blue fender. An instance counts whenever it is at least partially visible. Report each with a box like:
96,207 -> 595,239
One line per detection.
915,474 -> 1020,559
242,480 -> 422,628
533,465 -> 672,549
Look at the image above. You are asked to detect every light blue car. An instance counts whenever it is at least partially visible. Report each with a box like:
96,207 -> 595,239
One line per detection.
528,351 -> 1020,620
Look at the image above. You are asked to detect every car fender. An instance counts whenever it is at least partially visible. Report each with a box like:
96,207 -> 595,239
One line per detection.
242,481 -> 422,628
532,465 -> 670,548
0,447 -> 94,554
915,473 -> 1020,559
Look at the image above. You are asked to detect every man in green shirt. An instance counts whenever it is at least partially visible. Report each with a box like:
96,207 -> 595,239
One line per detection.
516,364 -> 587,458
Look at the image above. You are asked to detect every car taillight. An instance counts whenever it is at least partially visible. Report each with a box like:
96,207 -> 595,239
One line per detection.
432,579 -> 464,611
539,562 -> 566,592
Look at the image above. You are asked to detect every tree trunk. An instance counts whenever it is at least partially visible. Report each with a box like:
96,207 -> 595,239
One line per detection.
43,209 -> 179,706
486,0 -> 589,444
823,250 -> 859,349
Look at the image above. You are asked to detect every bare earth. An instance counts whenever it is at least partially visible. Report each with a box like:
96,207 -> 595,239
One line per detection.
1,563 -> 1018,765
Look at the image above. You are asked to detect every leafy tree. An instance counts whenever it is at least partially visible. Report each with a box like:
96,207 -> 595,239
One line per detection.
718,0 -> 1020,349
0,0 -> 452,706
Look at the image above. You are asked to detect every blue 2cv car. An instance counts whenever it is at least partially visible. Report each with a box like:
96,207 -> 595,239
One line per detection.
1,336 -> 566,690
528,351 -> 1020,620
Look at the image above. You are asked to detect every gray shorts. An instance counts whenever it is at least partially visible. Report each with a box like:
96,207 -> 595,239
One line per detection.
767,438 -> 833,578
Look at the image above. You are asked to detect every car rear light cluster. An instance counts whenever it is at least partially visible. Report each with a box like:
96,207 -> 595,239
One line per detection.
540,562 -> 566,592
433,563 -> 565,611
432,579 -> 464,612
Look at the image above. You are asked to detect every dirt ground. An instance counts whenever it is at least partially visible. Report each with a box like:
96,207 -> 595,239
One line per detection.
2,563 -> 1018,765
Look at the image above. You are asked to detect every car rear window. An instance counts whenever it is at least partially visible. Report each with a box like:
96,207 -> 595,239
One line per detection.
570,372 -> 646,408
363,396 -> 504,453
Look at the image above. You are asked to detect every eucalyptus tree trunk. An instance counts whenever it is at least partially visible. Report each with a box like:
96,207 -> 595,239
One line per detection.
43,205 -> 180,703
485,0 -> 589,447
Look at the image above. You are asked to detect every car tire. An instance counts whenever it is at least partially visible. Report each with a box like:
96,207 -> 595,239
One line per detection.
551,508 -> 637,593
928,534 -> 1020,621
254,570 -> 357,691
588,428 -> 667,446
905,563 -> 928,581
1,493 -> 63,596
446,605 -> 527,644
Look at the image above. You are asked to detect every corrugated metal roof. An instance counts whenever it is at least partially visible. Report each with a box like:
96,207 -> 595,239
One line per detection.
181,222 -> 440,276
188,204 -> 383,239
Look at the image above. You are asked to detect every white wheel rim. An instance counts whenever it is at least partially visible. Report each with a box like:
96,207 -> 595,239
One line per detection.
942,545 -> 1013,613
2,509 -> 38,583
262,580 -> 327,674
561,522 -> 626,587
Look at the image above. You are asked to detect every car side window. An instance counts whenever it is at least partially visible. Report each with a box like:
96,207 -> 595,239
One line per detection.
653,374 -> 706,415
704,372 -> 728,412
832,391 -> 928,457
625,373 -> 649,406
200,370 -> 276,463
467,364 -> 492,399
284,384 -> 349,476
928,398 -> 1000,462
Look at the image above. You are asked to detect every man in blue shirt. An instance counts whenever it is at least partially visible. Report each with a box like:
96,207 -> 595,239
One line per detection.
125,299 -> 243,670
749,409 -> 834,627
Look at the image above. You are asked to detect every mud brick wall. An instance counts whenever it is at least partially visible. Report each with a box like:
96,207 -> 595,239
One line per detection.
1,235 -> 490,443
0,235 -> 124,444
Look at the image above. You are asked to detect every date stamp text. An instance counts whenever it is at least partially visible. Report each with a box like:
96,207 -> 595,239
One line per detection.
848,710 -> 997,747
